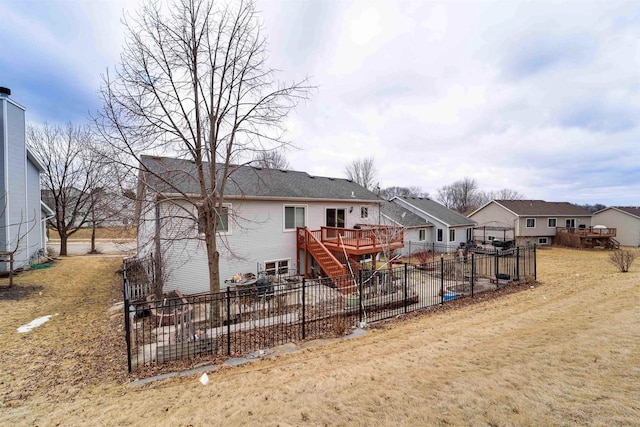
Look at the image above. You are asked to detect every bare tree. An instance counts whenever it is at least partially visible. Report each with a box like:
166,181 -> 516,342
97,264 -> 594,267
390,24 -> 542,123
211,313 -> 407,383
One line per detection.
437,177 -> 481,213
253,149 -> 290,170
27,123 -> 100,256
477,188 -> 525,206
94,0 -> 311,294
345,157 -> 377,191
380,186 -> 428,200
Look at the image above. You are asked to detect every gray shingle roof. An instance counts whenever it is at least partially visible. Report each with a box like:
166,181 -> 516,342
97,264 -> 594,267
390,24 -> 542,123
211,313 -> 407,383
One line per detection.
380,200 -> 432,228
494,200 -> 592,216
395,196 -> 475,226
139,155 -> 380,202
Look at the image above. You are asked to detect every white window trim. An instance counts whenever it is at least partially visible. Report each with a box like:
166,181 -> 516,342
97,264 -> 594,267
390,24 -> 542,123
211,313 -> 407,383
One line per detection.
198,202 -> 232,235
360,206 -> 369,219
565,218 -> 576,228
264,258 -> 291,275
538,237 -> 548,245
548,218 -> 557,228
449,228 -> 456,242
487,235 -> 496,241
418,229 -> 426,241
526,218 -> 536,228
437,228 -> 443,242
283,205 -> 307,232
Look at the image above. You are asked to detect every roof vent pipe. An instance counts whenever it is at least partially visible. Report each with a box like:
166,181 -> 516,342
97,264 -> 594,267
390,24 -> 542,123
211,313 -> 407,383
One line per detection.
0,87 -> 11,97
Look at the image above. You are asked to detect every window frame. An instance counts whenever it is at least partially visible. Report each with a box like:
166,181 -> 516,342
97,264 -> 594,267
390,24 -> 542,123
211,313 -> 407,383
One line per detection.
418,229 -> 426,241
548,218 -> 557,228
565,218 -> 576,228
284,205 -> 307,231
264,259 -> 290,276
538,237 -> 548,245
449,228 -> 455,242
198,203 -> 231,234
437,228 -> 443,242
526,218 -> 536,228
360,206 -> 369,219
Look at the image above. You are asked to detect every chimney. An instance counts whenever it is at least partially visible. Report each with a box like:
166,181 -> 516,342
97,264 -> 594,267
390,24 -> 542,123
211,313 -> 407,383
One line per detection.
0,87 -> 10,98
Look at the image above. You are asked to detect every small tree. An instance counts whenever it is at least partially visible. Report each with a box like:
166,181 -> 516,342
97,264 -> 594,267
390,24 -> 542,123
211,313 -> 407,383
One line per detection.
609,250 -> 636,273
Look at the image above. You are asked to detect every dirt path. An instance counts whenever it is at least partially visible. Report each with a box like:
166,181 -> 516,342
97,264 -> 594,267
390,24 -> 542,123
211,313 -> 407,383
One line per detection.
1,248 -> 638,426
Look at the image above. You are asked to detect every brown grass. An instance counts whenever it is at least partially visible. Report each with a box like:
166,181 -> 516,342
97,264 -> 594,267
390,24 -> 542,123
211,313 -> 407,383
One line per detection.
1,247 -> 639,426
48,226 -> 136,240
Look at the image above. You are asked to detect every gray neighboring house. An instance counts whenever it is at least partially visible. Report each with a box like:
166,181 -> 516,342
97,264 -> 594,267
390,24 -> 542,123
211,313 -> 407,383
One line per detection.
136,155 -> 388,294
468,200 -> 592,246
0,87 -> 53,269
592,207 -> 640,247
379,200 -> 433,255
389,196 -> 476,251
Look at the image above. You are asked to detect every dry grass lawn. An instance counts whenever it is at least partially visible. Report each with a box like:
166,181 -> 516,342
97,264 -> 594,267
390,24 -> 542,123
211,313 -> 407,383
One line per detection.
48,226 -> 136,240
1,247 -> 638,426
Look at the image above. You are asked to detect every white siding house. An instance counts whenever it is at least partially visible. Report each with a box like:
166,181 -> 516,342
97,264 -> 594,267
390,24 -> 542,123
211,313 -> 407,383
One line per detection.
135,156 -> 384,294
388,196 -> 475,252
0,87 -> 51,270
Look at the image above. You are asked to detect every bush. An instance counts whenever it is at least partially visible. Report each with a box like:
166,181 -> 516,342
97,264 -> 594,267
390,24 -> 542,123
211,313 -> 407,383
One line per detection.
608,250 -> 636,273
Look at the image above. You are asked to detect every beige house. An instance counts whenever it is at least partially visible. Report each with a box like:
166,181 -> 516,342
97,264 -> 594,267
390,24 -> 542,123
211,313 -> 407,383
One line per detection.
592,207 -> 640,247
468,200 -> 592,246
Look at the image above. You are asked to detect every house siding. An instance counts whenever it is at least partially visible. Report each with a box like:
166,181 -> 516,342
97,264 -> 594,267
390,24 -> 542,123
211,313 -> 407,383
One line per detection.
150,198 -> 381,294
25,159 -> 42,260
592,209 -> 640,247
393,198 -> 471,251
0,99 -> 6,249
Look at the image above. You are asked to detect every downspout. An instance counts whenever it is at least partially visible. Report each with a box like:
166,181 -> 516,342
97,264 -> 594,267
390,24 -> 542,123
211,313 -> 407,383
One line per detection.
154,200 -> 164,296
1,95 -> 9,250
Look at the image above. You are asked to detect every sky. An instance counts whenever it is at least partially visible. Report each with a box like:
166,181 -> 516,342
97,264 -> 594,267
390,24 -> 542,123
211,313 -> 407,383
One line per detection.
1,0 -> 639,206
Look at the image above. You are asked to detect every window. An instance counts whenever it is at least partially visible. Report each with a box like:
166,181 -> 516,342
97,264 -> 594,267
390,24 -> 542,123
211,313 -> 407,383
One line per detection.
437,228 -> 443,242
466,228 -> 473,242
418,229 -> 426,241
538,237 -> 548,245
548,218 -> 557,228
526,218 -> 536,228
360,206 -> 369,219
284,206 -> 306,230
487,235 -> 496,241
565,218 -> 575,228
449,229 -> 455,242
198,204 -> 230,233
265,259 -> 289,275
326,208 -> 345,228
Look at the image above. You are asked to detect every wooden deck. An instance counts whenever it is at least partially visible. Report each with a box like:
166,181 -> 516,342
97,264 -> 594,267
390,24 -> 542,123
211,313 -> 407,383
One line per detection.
312,226 -> 404,256
556,227 -> 616,238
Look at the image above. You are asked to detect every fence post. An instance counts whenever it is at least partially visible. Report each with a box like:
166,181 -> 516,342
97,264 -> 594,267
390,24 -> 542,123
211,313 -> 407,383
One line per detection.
123,269 -> 133,373
301,278 -> 306,340
358,269 -> 363,324
404,263 -> 408,314
471,252 -> 475,298
533,244 -> 537,281
226,287 -> 231,356
516,247 -> 520,281
494,250 -> 499,289
440,255 -> 444,305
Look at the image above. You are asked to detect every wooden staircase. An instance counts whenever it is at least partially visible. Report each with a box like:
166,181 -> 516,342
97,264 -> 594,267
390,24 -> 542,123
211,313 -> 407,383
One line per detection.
302,228 -> 347,278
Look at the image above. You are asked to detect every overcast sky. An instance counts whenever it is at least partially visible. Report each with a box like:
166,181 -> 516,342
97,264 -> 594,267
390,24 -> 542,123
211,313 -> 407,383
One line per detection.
1,0 -> 638,206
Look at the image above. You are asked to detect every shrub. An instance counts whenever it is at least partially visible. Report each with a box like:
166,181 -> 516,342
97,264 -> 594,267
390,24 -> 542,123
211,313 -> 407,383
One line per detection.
608,250 -> 636,273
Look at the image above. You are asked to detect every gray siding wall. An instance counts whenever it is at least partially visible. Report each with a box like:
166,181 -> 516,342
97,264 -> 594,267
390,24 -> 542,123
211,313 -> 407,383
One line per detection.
26,159 -> 43,259
0,100 -> 6,250
593,210 -> 640,247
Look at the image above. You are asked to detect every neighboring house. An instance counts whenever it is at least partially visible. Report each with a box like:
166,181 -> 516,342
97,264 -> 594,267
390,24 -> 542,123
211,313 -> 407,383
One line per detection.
389,196 -> 476,251
136,155 -> 401,295
468,200 -> 592,246
379,200 -> 433,255
0,87 -> 52,269
592,207 -> 640,247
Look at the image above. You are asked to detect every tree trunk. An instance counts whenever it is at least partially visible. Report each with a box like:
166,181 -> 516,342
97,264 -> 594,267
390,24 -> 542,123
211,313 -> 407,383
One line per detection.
59,234 -> 68,256
90,223 -> 97,253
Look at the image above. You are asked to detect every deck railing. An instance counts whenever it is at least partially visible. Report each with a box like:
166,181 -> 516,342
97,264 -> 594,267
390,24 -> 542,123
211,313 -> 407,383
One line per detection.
319,225 -> 404,251
556,227 -> 616,237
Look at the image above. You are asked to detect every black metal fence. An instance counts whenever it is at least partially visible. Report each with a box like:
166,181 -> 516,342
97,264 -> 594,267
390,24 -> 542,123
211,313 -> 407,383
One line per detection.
123,246 -> 536,373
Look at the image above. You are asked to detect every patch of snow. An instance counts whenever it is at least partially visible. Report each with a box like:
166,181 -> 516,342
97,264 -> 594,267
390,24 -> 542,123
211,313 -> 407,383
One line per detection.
17,314 -> 55,333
